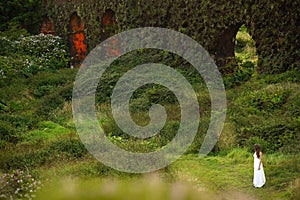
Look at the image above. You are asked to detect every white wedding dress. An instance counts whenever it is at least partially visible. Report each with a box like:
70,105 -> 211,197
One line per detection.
253,153 -> 266,187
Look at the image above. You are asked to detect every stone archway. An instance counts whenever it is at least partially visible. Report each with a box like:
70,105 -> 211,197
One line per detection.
234,25 -> 257,65
68,12 -> 87,67
100,9 -> 118,40
214,24 -> 242,74
214,24 -> 258,75
43,0 -> 299,74
101,9 -> 117,28
101,9 -> 120,58
41,16 -> 55,35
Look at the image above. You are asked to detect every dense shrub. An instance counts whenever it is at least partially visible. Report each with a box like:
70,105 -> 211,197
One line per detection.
285,91 -> 300,118
23,69 -> 75,119
247,136 -> 271,153
0,54 -> 32,83
47,139 -> 87,159
234,84 -> 290,112
32,82 -> 73,100
259,68 -> 300,84
16,34 -> 69,70
0,138 -> 87,170
35,93 -> 65,118
0,22 -> 30,41
0,113 -> 35,144
0,34 -> 70,84
0,67 -> 76,144
234,116 -> 299,153
0,37 -> 15,55
229,78 -> 300,153
29,69 -> 76,89
223,60 -> 255,88
0,123 -> 16,143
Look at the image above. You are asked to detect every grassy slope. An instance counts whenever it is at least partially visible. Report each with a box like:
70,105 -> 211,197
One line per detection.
31,150 -> 299,200
1,76 -> 299,199
1,27 -> 300,199
173,152 -> 299,200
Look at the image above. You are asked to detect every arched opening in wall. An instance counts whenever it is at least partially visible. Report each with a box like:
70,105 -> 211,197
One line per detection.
100,9 -> 119,57
68,12 -> 87,67
101,9 -> 117,28
41,16 -> 55,35
215,25 -> 241,74
215,24 -> 257,77
234,24 -> 258,71
100,9 -> 118,40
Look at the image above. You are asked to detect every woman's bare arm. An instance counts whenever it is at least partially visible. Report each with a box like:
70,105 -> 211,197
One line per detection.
258,152 -> 263,170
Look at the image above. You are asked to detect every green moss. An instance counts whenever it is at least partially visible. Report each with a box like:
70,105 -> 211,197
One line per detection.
22,121 -> 70,143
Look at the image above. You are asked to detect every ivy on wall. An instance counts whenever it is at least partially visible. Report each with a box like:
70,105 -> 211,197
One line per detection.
42,0 -> 300,74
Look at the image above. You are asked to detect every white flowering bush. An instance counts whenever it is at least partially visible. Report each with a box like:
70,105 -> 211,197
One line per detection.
17,34 -> 69,70
0,34 -> 69,81
0,169 -> 42,200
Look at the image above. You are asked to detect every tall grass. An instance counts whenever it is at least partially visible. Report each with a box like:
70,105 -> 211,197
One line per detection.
26,148 -> 300,200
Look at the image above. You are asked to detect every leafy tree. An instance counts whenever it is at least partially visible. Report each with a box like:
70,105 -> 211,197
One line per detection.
0,0 -> 42,34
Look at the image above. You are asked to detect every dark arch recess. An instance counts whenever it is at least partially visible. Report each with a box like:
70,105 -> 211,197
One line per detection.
41,16 -> 55,35
68,12 -> 88,67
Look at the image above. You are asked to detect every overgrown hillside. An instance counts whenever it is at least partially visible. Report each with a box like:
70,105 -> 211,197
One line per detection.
0,26 -> 299,199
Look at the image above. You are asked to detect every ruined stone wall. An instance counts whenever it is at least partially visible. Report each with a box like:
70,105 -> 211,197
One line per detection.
247,0 -> 300,73
42,0 -> 300,73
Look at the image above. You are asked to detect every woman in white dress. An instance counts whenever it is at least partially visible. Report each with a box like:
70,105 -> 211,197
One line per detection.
253,144 -> 266,188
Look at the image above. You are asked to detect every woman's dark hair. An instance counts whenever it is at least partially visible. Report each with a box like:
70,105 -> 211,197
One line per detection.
254,144 -> 261,158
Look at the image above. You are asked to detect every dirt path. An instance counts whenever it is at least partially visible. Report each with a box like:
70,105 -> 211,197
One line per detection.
217,191 -> 257,200
176,171 -> 257,200
174,156 -> 258,200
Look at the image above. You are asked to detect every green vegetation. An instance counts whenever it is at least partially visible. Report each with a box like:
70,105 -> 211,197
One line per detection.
0,169 -> 42,199
0,19 -> 299,200
2,149 -> 297,200
0,0 -> 42,34
235,25 -> 257,64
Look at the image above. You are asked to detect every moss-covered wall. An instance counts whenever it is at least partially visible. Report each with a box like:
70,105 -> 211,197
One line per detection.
247,0 -> 300,73
42,0 -> 300,74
